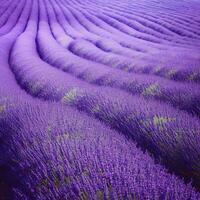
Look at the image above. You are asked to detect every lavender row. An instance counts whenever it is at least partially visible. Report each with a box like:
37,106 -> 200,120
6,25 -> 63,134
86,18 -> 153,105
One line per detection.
48,0 -> 145,58
1,0 -> 200,198
1,93 -> 200,199
0,0 -> 18,27
0,2 -> 199,198
37,11 -> 200,118
10,8 -> 200,190
58,0 -> 200,83
78,0 -> 200,40
0,0 -> 26,36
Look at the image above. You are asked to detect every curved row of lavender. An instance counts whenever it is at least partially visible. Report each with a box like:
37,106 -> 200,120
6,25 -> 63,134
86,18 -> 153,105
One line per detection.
0,0 -> 200,199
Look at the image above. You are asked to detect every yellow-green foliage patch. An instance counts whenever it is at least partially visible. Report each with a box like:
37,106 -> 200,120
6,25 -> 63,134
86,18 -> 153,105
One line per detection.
46,125 -> 52,133
30,82 -> 41,93
153,116 -> 176,127
166,69 -> 177,78
154,66 -> 162,73
142,83 -> 159,96
140,116 -> 176,130
0,105 -> 6,113
92,105 -> 101,114
188,72 -> 198,81
124,66 -> 130,72
62,88 -> 77,103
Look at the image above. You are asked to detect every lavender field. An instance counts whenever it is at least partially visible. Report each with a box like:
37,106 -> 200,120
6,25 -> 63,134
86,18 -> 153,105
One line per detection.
0,0 -> 200,199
